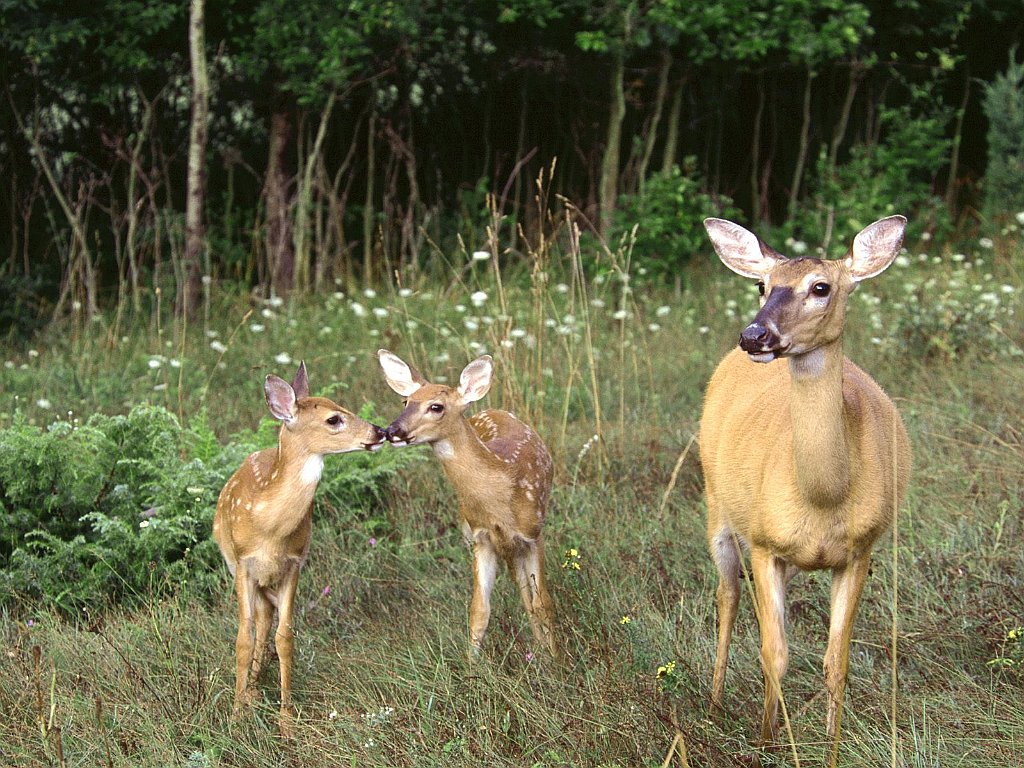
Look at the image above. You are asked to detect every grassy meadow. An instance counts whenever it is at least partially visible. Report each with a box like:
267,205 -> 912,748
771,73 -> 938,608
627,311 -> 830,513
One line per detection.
1,223 -> 1023,767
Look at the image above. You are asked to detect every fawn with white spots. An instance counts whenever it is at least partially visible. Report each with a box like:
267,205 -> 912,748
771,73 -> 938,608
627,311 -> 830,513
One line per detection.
377,349 -> 559,660
213,362 -> 384,733
700,216 -> 912,765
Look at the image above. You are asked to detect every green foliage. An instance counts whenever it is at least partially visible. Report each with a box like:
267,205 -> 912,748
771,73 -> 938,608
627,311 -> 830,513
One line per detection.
981,51 -> 1024,219
0,403 -> 417,614
794,87 -> 953,246
857,249 -> 1020,361
611,161 -> 740,283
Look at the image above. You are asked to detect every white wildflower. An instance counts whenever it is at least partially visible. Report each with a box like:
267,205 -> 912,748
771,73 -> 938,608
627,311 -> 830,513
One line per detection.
612,309 -> 628,321
363,288 -> 377,299
36,398 -> 52,409
268,295 -> 285,308
648,323 -> 661,333
249,323 -> 265,333
373,307 -> 389,319
555,283 -> 569,294
1015,211 -> 1024,226
656,305 -> 671,317
350,302 -> 367,318
201,274 -> 212,286
500,339 -> 514,349
895,255 -> 911,268
699,326 -> 710,335
510,328 -> 527,338
261,308 -> 275,319
210,340 -> 228,354
472,250 -> 491,262
979,237 -> 994,250
470,290 -> 488,307
148,358 -> 162,369
274,352 -> 292,365
591,298 -> 606,309
398,288 -> 413,298
28,349 -> 39,358
464,318 -> 480,332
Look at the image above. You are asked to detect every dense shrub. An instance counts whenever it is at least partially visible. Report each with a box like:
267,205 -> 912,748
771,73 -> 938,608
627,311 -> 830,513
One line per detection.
0,404 -> 417,614
982,51 -> 1024,219
612,160 -> 740,284
791,88 -> 953,249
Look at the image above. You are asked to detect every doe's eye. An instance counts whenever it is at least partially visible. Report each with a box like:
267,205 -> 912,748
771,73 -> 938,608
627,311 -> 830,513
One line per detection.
756,281 -> 766,296
429,403 -> 445,414
326,414 -> 343,426
811,282 -> 831,297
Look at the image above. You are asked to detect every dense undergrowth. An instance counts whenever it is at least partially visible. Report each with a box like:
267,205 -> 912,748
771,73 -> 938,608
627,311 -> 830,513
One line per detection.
0,221 -> 1022,766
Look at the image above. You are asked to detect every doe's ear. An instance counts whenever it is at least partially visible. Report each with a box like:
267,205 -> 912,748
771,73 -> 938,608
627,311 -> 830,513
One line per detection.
703,218 -> 784,279
265,375 -> 298,423
291,361 -> 310,399
377,349 -> 427,397
457,355 -> 493,404
845,215 -> 907,281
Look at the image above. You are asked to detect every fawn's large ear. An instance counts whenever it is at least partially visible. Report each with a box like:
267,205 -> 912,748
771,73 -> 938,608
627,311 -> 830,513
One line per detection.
265,375 -> 298,423
377,349 -> 426,397
457,355 -> 493,404
291,361 -> 310,399
703,218 -> 784,279
845,215 -> 907,281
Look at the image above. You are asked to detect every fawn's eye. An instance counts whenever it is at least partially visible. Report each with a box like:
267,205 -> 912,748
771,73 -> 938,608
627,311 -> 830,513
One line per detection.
429,403 -> 444,414
756,281 -> 766,296
326,415 -> 343,426
811,282 -> 831,297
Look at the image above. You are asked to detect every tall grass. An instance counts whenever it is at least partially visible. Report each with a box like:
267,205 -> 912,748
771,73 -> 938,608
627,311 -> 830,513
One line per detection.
0,215 -> 1022,766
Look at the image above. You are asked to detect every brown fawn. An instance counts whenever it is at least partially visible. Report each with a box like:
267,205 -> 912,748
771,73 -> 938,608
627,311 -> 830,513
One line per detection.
377,349 -> 559,659
213,362 -> 383,732
700,216 -> 911,764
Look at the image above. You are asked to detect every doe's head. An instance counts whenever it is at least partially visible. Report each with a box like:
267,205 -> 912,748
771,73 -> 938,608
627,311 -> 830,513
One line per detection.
377,349 -> 493,446
703,216 -> 906,362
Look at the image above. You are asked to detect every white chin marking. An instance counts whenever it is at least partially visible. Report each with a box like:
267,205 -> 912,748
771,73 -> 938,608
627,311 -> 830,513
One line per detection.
747,352 -> 777,364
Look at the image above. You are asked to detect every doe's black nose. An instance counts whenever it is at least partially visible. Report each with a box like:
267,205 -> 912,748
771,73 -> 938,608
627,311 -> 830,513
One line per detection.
739,322 -> 779,353
384,423 -> 406,442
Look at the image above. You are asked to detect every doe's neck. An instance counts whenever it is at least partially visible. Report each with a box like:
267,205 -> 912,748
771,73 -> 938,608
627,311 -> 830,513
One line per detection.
787,338 -> 851,508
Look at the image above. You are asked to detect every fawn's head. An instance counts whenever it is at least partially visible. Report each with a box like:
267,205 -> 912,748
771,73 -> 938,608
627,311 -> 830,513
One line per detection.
265,362 -> 384,455
704,216 -> 906,363
377,349 -> 493,446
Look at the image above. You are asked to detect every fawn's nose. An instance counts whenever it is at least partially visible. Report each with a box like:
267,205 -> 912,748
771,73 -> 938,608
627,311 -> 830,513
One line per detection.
739,322 -> 779,353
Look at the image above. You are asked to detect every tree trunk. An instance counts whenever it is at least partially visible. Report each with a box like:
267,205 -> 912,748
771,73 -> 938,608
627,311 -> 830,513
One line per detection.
266,108 -> 294,295
828,62 -> 865,173
661,77 -> 683,175
750,71 -> 766,223
787,66 -> 816,217
294,91 -> 336,293
362,108 -> 376,286
181,0 -> 208,319
945,65 -> 971,214
599,46 -> 626,237
637,47 -> 671,193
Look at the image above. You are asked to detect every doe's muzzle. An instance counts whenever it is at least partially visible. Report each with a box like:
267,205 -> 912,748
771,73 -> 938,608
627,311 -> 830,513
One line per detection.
739,322 -> 780,354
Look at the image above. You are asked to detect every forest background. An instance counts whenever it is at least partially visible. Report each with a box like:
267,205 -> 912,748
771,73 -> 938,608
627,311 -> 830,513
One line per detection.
1,1 -> 1024,767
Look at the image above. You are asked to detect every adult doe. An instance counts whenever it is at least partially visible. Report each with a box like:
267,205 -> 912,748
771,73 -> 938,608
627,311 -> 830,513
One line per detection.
377,349 -> 559,659
213,362 -> 383,733
700,216 -> 911,763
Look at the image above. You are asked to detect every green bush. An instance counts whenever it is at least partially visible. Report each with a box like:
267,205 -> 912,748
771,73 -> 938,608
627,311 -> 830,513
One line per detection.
0,403 -> 417,614
982,51 -> 1024,219
612,160 -> 740,284
792,86 -> 953,248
